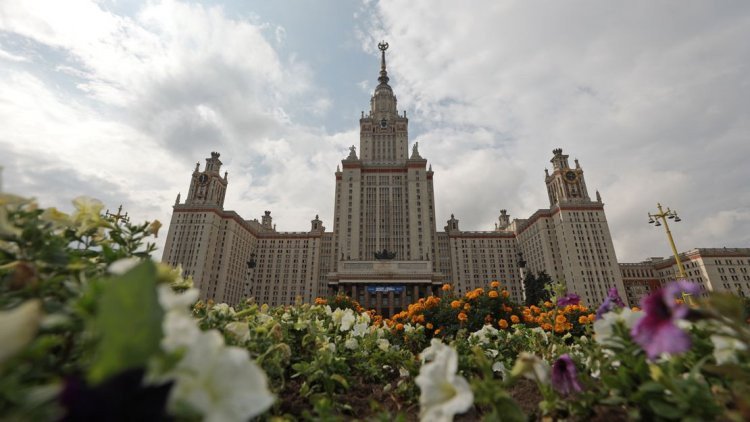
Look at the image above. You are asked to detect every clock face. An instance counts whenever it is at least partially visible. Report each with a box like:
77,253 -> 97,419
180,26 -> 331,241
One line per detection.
564,170 -> 577,183
380,118 -> 387,128
198,174 -> 209,184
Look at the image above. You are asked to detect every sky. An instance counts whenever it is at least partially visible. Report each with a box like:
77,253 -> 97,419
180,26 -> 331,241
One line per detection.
1,0 -> 749,263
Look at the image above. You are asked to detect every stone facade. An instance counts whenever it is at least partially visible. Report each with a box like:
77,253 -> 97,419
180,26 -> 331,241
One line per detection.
620,248 -> 750,304
161,44 -> 628,314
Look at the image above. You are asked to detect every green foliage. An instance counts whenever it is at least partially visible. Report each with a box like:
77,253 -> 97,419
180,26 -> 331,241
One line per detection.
524,271 -> 552,306
88,262 -> 163,383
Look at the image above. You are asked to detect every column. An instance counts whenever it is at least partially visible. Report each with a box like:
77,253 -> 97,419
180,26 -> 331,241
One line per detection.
388,291 -> 395,316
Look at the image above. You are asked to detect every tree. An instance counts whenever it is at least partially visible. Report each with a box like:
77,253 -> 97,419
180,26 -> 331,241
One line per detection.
524,270 -> 552,306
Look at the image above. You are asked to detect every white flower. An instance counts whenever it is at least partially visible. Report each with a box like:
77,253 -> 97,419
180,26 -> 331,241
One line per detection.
168,330 -> 275,422
212,303 -> 235,317
415,340 -> 474,422
71,196 -> 105,235
225,322 -> 251,342
510,352 -> 550,385
470,325 -> 499,344
157,285 -> 200,313
0,300 -> 43,364
377,338 -> 390,352
162,311 -> 201,352
492,361 -> 507,378
711,334 -> 747,365
594,307 -> 643,348
399,367 -> 410,378
351,321 -> 369,338
332,308 -> 356,331
420,338 -> 445,363
108,257 -> 141,275
344,337 -> 359,350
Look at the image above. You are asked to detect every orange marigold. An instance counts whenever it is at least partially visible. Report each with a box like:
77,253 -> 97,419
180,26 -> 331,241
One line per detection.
463,303 -> 471,311
543,301 -> 553,308
395,323 -> 404,331
510,315 -> 520,324
458,312 -> 468,322
490,281 -> 500,289
555,314 -> 567,324
451,300 -> 462,309
587,314 -> 595,323
442,283 -> 452,291
498,319 -> 509,329
632,306 -> 641,312
501,290 -> 510,298
426,322 -> 434,330
578,315 -> 588,324
314,297 -> 327,305
488,290 -> 499,298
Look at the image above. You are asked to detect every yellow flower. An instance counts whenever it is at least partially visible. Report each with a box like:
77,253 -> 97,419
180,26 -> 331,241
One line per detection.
147,220 -> 163,238
71,196 -> 106,235
441,283 -> 452,291
490,281 -> 500,289
451,300 -> 462,309
501,290 -> 510,298
488,290 -> 499,299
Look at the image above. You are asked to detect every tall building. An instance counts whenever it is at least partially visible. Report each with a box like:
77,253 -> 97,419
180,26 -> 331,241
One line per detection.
161,43 -> 627,315
620,248 -> 750,304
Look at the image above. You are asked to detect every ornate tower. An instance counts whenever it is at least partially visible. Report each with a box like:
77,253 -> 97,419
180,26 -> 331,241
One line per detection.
359,41 -> 409,163
545,148 -> 590,206
184,151 -> 228,208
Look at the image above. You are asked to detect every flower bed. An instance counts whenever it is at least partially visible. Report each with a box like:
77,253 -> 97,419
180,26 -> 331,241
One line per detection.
1,193 -> 749,421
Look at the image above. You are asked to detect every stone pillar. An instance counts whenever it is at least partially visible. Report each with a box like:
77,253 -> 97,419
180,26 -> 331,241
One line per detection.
376,292 -> 382,314
413,285 -> 419,301
364,287 -> 370,309
351,284 -> 357,301
401,288 -> 407,307
388,291 -> 395,316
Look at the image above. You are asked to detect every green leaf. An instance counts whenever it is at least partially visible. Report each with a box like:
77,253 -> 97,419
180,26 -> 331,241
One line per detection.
648,399 -> 682,419
88,261 -> 163,384
330,373 -> 349,390
706,293 -> 744,321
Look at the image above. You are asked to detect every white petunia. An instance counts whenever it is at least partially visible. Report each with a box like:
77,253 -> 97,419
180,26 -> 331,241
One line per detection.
108,257 -> 141,275
415,340 -> 474,422
162,311 -> 201,352
470,325 -> 499,344
711,333 -> 747,365
419,338 -> 445,363
351,321 -> 369,338
344,337 -> 359,350
377,338 -> 390,352
225,321 -> 251,342
510,352 -> 550,385
168,330 -> 275,422
157,285 -> 200,314
212,303 -> 235,317
0,299 -> 43,364
594,307 -> 643,348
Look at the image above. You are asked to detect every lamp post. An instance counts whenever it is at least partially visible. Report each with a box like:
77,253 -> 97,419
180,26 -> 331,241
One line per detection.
648,203 -> 693,303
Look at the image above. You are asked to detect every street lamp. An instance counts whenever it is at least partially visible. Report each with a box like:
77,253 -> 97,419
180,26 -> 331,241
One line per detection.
648,203 -> 695,304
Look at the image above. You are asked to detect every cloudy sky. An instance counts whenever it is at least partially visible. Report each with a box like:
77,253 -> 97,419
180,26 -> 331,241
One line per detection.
1,0 -> 748,262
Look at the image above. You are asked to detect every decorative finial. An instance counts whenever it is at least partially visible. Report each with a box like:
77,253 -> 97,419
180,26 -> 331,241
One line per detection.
377,41 -> 390,85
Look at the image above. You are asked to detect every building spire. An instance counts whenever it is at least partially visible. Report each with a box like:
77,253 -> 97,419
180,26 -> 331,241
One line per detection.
377,41 -> 390,85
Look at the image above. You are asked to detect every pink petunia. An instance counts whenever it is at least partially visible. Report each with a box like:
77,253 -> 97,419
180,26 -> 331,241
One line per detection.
630,281 -> 699,360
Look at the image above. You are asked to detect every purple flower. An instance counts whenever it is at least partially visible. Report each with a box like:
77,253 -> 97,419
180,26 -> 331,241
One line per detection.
556,293 -> 581,307
595,287 -> 626,320
630,281 -> 700,360
551,354 -> 582,395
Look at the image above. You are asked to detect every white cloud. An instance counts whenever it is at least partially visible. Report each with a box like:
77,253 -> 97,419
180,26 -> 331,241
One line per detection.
365,1 -> 750,261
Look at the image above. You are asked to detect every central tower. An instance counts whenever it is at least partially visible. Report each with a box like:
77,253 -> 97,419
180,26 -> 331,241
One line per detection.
329,42 -> 442,315
359,41 -> 410,163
